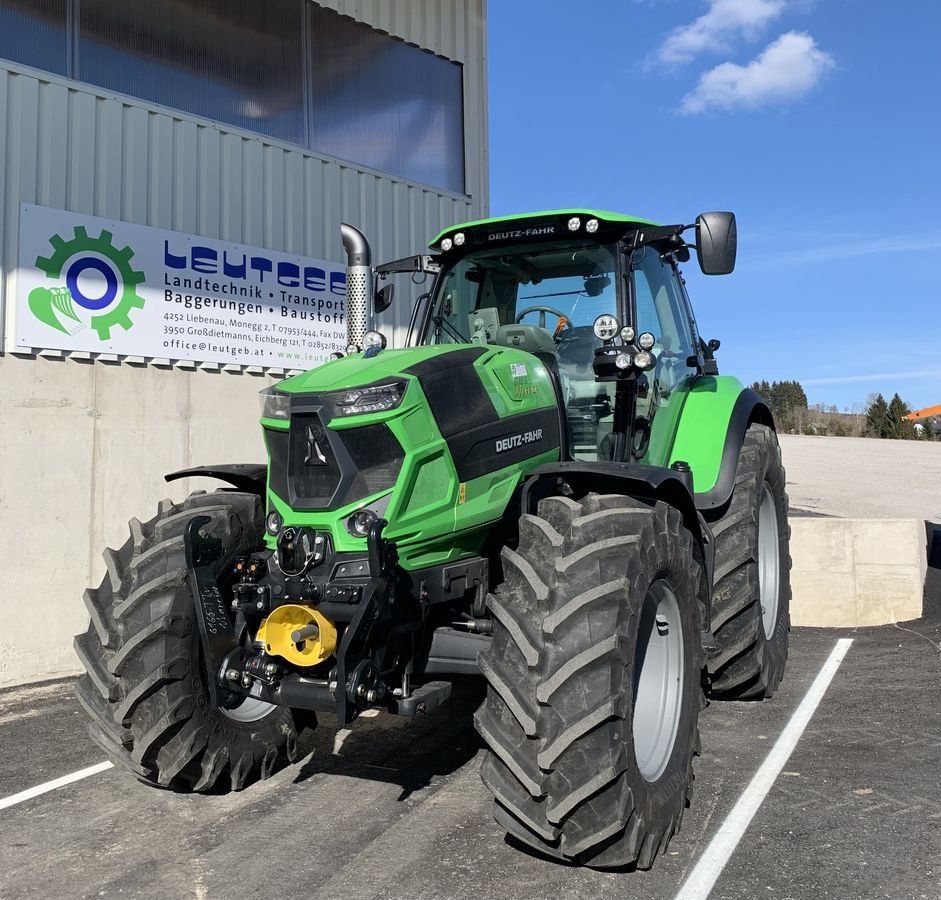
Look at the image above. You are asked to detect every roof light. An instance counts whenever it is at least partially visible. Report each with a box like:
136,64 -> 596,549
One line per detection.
586,218 -> 599,233
567,217 -> 581,232
440,237 -> 453,251
453,232 -> 466,246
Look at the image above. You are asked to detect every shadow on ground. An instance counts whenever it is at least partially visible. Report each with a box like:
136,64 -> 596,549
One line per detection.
291,676 -> 486,801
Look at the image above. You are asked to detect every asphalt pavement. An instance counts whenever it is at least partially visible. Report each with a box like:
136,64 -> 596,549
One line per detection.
1,556 -> 938,900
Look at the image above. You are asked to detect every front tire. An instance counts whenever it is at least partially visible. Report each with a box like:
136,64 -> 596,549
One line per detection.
475,493 -> 704,869
74,491 -> 300,791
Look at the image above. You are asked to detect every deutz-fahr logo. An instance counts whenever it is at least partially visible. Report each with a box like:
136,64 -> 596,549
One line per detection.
28,226 -> 146,341
496,428 -> 544,453
485,225 -> 556,241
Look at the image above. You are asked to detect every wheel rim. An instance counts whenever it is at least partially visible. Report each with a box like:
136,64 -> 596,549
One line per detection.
632,579 -> 684,783
758,484 -> 781,640
220,696 -> 276,723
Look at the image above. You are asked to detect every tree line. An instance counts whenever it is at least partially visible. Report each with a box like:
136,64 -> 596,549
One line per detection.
749,381 -> 935,439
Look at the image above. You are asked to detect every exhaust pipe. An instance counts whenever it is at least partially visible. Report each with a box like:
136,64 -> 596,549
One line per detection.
340,223 -> 373,351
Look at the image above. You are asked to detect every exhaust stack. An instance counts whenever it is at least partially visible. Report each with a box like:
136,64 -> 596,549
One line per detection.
340,223 -> 373,351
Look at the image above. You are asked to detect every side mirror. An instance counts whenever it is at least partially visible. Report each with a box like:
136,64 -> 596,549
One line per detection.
695,212 -> 737,275
374,283 -> 394,314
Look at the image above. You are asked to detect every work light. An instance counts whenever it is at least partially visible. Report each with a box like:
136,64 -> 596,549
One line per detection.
593,314 -> 619,341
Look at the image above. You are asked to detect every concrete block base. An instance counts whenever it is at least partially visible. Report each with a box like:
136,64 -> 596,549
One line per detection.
789,518 -> 927,627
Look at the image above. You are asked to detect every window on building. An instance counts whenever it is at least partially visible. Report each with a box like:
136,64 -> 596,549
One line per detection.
0,0 -> 68,76
0,1 -> 467,194
308,7 -> 465,193
78,0 -> 307,146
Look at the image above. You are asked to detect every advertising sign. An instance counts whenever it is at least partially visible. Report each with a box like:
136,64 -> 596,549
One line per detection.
16,204 -> 347,368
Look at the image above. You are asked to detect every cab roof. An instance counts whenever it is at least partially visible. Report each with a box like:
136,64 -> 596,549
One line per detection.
429,209 -> 659,251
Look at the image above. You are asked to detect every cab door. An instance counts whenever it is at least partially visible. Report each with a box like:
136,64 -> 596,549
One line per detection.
630,248 -> 699,465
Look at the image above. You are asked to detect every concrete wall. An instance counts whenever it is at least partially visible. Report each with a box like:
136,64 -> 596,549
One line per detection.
0,0 -> 488,687
790,518 -> 927,627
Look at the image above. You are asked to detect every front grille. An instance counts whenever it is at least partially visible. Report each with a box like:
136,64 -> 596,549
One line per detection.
344,424 -> 405,501
291,414 -> 342,505
265,414 -> 404,511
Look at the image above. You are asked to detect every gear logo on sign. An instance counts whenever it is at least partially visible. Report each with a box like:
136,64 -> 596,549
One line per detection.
27,225 -> 146,341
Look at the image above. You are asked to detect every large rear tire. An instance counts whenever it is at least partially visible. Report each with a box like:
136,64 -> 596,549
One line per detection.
475,493 -> 704,869
707,424 -> 791,699
74,491 -> 301,791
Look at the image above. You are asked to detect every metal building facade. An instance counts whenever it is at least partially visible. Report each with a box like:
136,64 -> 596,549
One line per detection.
0,0 -> 489,686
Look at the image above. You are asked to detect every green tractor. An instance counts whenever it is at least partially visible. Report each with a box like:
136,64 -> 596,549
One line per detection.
75,209 -> 790,869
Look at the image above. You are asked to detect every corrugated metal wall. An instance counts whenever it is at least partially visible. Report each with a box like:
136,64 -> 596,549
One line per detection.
0,0 -> 488,353
0,0 -> 488,687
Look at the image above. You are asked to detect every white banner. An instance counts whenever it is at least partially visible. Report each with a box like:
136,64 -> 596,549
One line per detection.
15,204 -> 347,368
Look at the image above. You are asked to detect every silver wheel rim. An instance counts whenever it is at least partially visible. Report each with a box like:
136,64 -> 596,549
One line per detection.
758,484 -> 781,640
632,579 -> 684,783
220,696 -> 276,724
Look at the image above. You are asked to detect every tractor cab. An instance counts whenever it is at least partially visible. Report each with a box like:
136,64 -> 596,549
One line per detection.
380,209 -> 735,464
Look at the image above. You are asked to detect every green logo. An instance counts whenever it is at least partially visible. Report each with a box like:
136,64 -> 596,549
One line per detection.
28,225 -> 146,341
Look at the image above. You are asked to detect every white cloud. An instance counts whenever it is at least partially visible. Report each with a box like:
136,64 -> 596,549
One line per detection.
679,31 -> 834,114
657,0 -> 786,65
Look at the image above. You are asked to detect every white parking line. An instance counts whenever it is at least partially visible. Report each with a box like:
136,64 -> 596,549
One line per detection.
0,760 -> 113,811
675,637 -> 854,900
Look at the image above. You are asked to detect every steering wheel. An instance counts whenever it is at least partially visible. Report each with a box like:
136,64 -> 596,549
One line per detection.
516,305 -> 569,330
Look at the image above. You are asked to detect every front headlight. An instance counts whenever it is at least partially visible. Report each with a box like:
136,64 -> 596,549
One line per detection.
326,381 -> 407,417
259,385 -> 290,419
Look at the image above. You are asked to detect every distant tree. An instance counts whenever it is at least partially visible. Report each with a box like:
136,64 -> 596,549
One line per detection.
866,393 -> 889,438
750,380 -> 809,431
886,393 -> 917,440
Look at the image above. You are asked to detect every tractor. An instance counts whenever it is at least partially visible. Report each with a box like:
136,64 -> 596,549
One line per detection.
75,209 -> 790,870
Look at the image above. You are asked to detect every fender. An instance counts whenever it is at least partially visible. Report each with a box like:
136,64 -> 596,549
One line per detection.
165,463 -> 267,497
520,461 -> 714,614
667,377 -> 773,512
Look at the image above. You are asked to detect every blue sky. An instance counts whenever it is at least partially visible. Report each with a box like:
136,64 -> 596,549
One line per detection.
488,0 -> 941,412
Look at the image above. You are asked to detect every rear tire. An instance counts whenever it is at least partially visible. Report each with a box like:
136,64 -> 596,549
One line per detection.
475,493 -> 704,869
707,424 -> 791,699
74,491 -> 301,791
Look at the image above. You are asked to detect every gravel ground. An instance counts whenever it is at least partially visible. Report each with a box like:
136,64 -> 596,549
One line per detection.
778,434 -> 941,521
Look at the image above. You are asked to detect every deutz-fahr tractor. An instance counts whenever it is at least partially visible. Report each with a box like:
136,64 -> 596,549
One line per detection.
76,209 -> 790,870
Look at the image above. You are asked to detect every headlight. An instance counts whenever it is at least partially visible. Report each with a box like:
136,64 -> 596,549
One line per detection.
634,350 -> 655,370
326,381 -> 407,416
347,508 -> 378,538
593,314 -> 620,341
259,385 -> 290,419
266,510 -> 283,535
362,330 -> 387,351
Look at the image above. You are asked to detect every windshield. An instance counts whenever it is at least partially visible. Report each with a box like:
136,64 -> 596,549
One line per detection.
422,239 -> 620,461
424,240 -> 618,346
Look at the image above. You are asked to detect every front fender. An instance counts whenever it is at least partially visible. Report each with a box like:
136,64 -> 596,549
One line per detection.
668,376 -> 773,511
165,463 -> 267,497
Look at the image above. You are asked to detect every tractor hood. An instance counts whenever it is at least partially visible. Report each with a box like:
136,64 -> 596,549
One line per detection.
276,345 -> 476,394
